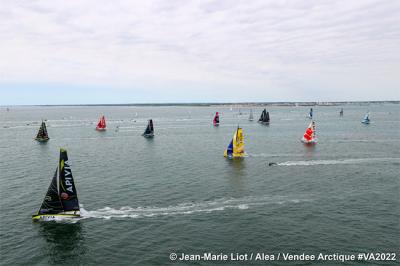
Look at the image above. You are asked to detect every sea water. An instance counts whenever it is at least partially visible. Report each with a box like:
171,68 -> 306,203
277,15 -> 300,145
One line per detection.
0,104 -> 399,265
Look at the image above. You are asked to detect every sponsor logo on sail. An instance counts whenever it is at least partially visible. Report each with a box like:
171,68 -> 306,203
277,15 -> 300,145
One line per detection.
63,161 -> 74,193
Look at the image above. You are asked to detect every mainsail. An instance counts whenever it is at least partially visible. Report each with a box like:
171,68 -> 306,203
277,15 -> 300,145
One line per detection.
213,112 -> 220,126
308,108 -> 313,119
301,121 -> 317,144
33,149 -> 80,220
258,109 -> 270,124
249,109 -> 254,121
224,127 -> 246,158
96,116 -> 106,131
35,121 -> 49,141
340,108 -> 344,117
38,169 -> 64,214
143,119 -> 154,137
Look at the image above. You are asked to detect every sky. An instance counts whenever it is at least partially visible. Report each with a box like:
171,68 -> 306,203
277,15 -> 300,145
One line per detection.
0,0 -> 399,104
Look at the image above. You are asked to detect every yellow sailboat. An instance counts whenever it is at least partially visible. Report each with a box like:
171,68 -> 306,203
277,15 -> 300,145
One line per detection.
224,127 -> 246,158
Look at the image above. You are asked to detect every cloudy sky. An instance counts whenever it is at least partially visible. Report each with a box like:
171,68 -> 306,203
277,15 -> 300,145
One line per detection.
0,0 -> 399,104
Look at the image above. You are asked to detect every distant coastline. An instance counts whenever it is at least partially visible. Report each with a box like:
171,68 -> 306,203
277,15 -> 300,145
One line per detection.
1,101 -> 399,107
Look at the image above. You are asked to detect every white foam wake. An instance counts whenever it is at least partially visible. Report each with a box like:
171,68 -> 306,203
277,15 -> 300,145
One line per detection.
79,196 -> 307,220
277,157 -> 400,166
249,153 -> 304,158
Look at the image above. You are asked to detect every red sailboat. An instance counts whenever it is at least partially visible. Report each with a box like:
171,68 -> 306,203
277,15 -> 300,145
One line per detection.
301,121 -> 317,144
96,116 -> 106,131
213,112 -> 220,126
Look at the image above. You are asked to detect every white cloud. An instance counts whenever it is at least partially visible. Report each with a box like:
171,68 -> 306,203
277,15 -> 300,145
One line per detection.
0,0 -> 399,102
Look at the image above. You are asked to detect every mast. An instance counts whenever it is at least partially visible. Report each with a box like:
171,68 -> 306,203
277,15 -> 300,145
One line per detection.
312,121 -> 316,139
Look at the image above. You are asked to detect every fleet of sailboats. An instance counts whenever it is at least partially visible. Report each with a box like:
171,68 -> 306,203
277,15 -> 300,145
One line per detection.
32,149 -> 80,221
142,119 -> 154,138
96,116 -> 106,131
28,108 -> 377,221
35,121 -> 49,142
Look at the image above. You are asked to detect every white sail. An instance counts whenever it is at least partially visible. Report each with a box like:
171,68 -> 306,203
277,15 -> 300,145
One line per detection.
249,109 -> 254,121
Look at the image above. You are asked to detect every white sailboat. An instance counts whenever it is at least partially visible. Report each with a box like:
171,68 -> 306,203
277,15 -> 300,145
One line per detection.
249,109 -> 254,121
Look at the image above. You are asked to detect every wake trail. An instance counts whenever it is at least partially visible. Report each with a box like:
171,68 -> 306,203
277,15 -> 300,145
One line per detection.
276,157 -> 400,166
79,196 -> 309,220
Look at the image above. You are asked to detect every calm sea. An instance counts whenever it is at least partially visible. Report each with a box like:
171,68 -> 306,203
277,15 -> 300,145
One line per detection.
0,104 -> 399,265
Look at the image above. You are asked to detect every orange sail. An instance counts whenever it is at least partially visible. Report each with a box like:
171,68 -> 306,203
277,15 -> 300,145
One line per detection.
301,121 -> 316,144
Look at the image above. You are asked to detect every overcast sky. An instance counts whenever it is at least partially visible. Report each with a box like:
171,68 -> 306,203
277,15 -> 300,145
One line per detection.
0,0 -> 399,104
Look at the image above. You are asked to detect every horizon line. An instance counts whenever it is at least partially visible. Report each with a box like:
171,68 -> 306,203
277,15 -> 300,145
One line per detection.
1,100 -> 399,107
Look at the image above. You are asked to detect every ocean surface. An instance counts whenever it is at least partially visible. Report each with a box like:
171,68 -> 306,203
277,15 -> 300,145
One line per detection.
0,104 -> 399,266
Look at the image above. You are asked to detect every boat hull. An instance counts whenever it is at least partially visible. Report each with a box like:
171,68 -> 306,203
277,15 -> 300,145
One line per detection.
96,127 -> 106,131
224,152 -> 248,159
35,137 -> 49,142
143,133 -> 154,138
301,138 -> 317,145
361,120 -> 370,124
32,213 -> 80,221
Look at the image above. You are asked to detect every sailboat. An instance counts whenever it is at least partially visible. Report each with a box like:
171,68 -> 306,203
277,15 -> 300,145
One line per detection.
258,109 -> 270,124
224,126 -> 246,159
35,121 -> 49,142
361,112 -> 370,124
213,112 -> 220,126
96,116 -> 106,131
301,121 -> 317,144
339,108 -> 343,117
142,119 -> 154,138
249,109 -> 254,121
32,149 -> 80,221
308,108 -> 313,119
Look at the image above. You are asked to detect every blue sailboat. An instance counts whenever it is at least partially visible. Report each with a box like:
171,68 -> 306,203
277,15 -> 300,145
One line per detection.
308,108 -> 313,119
361,112 -> 370,124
